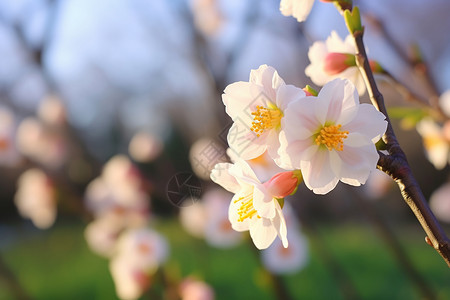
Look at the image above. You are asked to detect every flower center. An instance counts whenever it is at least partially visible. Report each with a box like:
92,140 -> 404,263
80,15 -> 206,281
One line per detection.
234,193 -> 259,222
423,135 -> 442,150
251,105 -> 283,137
315,124 -> 349,151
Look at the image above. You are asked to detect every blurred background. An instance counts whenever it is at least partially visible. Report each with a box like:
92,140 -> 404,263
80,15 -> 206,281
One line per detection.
0,0 -> 449,299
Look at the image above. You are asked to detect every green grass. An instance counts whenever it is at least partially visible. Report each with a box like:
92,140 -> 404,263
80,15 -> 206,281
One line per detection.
1,220 -> 449,300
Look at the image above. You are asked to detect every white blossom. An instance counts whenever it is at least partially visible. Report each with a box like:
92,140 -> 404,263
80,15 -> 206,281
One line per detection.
222,64 -> 306,165
280,78 -> 387,194
305,31 -> 366,95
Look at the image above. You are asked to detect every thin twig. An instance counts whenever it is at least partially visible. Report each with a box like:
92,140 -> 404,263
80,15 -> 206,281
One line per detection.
352,30 -> 450,267
363,12 -> 446,120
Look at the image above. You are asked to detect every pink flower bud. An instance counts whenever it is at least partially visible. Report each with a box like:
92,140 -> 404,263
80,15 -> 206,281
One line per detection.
264,171 -> 302,198
369,60 -> 384,73
323,52 -> 356,75
302,85 -> 318,97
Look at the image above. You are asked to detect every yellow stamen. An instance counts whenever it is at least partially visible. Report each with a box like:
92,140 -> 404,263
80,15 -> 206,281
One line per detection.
423,135 -> 443,150
234,193 -> 259,222
315,124 -> 349,151
250,105 -> 283,137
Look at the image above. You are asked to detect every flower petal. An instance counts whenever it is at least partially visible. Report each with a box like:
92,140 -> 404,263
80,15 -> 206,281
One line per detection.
280,138 -> 312,169
330,143 -> 379,186
342,103 -> 387,142
222,81 -> 262,119
300,146 -> 339,194
249,65 -> 283,102
283,98 -> 319,140
276,84 -> 306,111
210,163 -> 240,193
252,184 -> 276,219
272,201 -> 288,248
315,78 -> 345,124
227,121 -> 267,161
249,217 -> 278,250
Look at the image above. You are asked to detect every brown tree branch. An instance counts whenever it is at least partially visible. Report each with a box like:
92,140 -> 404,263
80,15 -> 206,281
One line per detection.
352,30 -> 450,268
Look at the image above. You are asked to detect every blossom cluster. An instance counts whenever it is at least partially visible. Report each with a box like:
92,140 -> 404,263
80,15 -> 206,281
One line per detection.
211,64 -> 387,249
84,155 -> 169,300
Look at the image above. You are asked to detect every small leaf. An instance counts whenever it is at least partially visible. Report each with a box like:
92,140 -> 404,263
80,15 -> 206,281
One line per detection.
375,138 -> 387,151
344,6 -> 362,35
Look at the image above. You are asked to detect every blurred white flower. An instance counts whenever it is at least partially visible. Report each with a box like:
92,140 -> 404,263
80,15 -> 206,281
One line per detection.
305,31 -> 366,95
416,118 -> 449,170
109,255 -> 152,300
0,107 -> 22,167
190,0 -> 224,37
16,117 -> 68,169
128,131 -> 163,163
211,159 -> 288,250
114,228 -> 169,271
84,215 -> 123,258
37,94 -> 66,126
429,183 -> 450,223
261,203 -> 308,274
280,78 -> 387,194
189,138 -> 227,180
280,0 -> 315,23
222,64 -> 306,165
14,168 -> 56,229
261,226 -> 308,274
179,200 -> 207,239
179,278 -> 215,300
363,169 -> 392,200
85,155 -> 149,219
109,228 -> 169,300
203,189 -> 242,248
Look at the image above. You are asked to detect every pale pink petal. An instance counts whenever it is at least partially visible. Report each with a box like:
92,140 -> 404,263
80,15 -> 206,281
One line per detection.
307,41 -> 328,64
249,217 -> 278,250
281,138 -> 312,169
305,42 -> 328,86
340,79 -> 360,112
288,0 -> 314,22
222,82 -> 262,119
340,67 -> 366,95
272,201 -> 288,248
276,84 -> 306,111
231,159 -> 261,183
300,146 -> 339,194
249,65 -> 283,101
326,31 -> 354,54
330,143 -> 379,186
227,121 -> 267,161
210,163 -> 240,193
315,78 -> 345,124
252,185 -> 276,219
342,104 -> 387,142
344,132 -> 373,148
266,129 -> 282,160
283,98 -> 319,140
